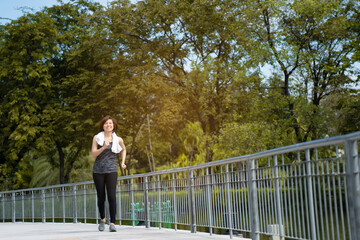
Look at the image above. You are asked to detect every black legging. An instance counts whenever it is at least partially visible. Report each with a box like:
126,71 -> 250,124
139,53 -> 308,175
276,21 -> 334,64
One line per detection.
93,172 -> 118,223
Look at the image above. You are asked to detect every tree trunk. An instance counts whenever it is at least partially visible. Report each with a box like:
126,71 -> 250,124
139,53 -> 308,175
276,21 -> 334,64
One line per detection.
56,141 -> 65,184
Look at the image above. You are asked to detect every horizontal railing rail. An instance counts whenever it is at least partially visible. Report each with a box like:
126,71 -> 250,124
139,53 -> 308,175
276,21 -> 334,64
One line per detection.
1,131 -> 360,240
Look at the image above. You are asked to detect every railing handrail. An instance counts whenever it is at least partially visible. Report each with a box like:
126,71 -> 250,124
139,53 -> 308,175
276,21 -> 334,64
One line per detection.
1,131 -> 360,194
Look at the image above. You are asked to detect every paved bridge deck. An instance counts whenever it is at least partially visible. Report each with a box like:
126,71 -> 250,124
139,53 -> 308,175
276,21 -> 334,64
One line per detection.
1,222 -> 250,240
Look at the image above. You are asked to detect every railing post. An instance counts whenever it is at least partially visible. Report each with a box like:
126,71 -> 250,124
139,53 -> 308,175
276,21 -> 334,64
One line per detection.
2,193 -> 4,222
144,176 -> 150,228
12,192 -> 15,223
73,185 -> 77,223
22,192 -> 24,222
172,173 -> 178,231
62,187 -> 65,223
344,140 -> 360,240
274,155 -> 284,239
130,178 -> 135,227
247,159 -> 259,240
187,169 -> 196,233
52,189 -> 55,223
305,149 -> 317,240
205,168 -> 213,235
225,164 -> 233,238
41,189 -> 46,223
31,190 -> 34,222
83,185 -> 86,223
157,175 -> 162,229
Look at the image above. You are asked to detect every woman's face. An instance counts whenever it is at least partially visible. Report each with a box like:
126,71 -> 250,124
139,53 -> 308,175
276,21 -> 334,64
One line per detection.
103,119 -> 114,132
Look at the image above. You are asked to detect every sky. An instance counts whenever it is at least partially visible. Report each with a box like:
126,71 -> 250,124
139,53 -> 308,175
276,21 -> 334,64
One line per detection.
0,0 -> 110,25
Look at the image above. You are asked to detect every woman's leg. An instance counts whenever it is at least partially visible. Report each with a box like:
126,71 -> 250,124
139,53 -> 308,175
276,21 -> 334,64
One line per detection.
105,172 -> 118,224
93,173 -> 106,220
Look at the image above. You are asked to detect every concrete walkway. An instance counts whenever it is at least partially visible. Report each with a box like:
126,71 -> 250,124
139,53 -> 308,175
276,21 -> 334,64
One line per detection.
0,222 -> 250,240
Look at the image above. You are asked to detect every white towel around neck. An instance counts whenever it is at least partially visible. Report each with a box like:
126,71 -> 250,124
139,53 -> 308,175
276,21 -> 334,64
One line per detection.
95,131 -> 122,153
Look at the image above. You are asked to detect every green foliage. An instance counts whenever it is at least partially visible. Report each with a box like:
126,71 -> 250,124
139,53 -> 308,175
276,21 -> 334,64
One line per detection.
0,0 -> 358,190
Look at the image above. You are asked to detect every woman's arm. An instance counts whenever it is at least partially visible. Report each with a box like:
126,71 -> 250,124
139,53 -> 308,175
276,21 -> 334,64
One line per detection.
119,137 -> 127,169
91,135 -> 109,158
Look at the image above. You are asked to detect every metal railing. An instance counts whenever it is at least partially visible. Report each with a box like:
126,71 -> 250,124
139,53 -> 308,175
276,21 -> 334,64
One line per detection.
1,131 -> 360,240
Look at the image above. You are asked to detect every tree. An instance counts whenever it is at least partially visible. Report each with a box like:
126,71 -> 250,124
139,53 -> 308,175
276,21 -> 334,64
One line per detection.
0,0 -> 113,189
106,0 -> 258,162
252,0 -> 359,142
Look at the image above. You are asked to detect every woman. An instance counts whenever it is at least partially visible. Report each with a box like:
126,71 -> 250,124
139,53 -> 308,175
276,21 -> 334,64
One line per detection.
91,115 -> 126,232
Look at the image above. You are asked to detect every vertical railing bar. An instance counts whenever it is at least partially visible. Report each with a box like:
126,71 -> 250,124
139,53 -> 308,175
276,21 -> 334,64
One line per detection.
295,152 -> 301,238
298,152 -> 306,238
130,178 -> 135,227
343,142 -> 352,240
196,172 -> 200,228
52,188 -> 55,223
284,163 -> 291,237
322,157 -> 330,240
248,159 -> 259,240
230,165 -> 236,232
311,149 -> 319,240
279,154 -> 291,238
274,155 -> 284,240
316,149 -> 324,240
31,190 -> 34,223
289,164 -> 296,238
235,166 -> 241,230
336,145 -> 346,240
41,189 -> 45,223
303,151 -> 311,239
212,168 -> 218,228
117,180 -> 121,226
83,185 -> 86,224
268,157 -> 275,226
238,165 -> 243,232
21,191 -> 24,222
263,164 -> 269,233
344,139 -> 360,240
225,164 -> 233,239
218,166 -> 223,229
202,171 -> 206,229
326,160 -> 335,240
285,163 -> 293,238
11,192 -> 15,223
144,176 -> 149,228
222,167 -> 225,230
2,193 -> 5,222
157,175 -> 161,229
62,187 -> 65,223
305,149 -> 317,240
172,173 -> 178,231
240,162 -> 246,230
263,165 -> 269,233
221,165 -> 225,230
73,185 -> 77,223
194,173 -> 198,228
281,155 -> 288,238
187,170 -> 194,232
331,156 -> 340,240
256,160 -> 263,234
211,169 -> 216,228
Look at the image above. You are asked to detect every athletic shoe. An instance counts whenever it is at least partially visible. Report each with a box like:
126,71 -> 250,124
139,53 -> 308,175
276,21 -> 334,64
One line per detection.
109,224 -> 117,232
98,221 -> 105,231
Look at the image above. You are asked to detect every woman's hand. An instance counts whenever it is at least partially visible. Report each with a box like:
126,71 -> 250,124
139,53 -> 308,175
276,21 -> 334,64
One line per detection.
104,140 -> 110,148
121,163 -> 126,169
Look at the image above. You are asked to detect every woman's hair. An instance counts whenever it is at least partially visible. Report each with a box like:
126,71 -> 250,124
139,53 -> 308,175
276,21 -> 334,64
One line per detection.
98,115 -> 118,133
